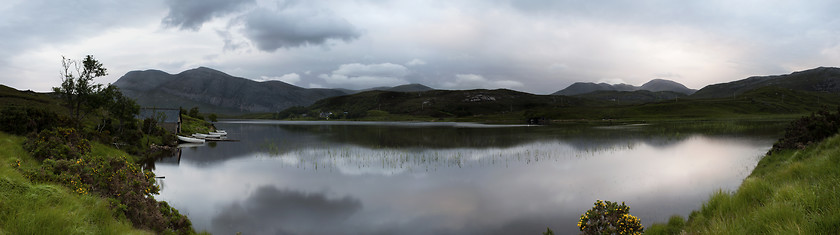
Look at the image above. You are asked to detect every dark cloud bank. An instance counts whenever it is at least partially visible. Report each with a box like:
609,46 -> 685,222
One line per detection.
162,0 -> 361,51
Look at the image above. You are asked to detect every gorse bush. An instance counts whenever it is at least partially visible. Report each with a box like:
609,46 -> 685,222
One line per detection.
23,127 -> 90,161
578,200 -> 644,235
770,106 -> 840,153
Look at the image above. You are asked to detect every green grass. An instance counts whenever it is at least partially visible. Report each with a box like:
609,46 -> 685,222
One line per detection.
647,134 -> 840,234
0,132 -> 150,234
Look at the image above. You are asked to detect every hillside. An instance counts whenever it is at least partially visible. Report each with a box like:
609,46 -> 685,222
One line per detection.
690,67 -> 840,99
302,89 -> 595,119
114,67 -> 349,115
295,86 -> 840,122
552,82 -> 636,96
385,83 -> 434,92
0,85 -> 62,110
573,90 -> 687,104
547,86 -> 840,120
552,79 -> 695,96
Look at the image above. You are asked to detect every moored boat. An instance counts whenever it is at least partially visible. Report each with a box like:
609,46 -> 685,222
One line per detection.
209,131 -> 227,136
192,133 -> 221,139
177,135 -> 205,143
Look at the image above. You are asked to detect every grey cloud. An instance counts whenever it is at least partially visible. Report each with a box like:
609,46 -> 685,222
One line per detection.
162,0 -> 255,30
0,0 -> 155,53
212,185 -> 362,235
215,30 -> 249,51
0,0 -> 160,89
238,4 -> 361,51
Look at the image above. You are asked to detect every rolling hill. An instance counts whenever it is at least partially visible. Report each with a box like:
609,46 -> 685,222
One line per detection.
303,89 -> 595,119
690,67 -> 840,99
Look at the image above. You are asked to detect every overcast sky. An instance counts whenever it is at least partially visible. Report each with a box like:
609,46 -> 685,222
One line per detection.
2,0 -> 839,94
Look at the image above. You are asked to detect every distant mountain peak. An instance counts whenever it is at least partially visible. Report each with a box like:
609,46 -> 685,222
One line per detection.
640,79 -> 695,94
180,66 -> 233,77
552,79 -> 695,96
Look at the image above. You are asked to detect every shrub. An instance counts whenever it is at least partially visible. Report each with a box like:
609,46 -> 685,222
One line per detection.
770,106 -> 840,153
578,200 -> 644,235
23,127 -> 91,161
0,107 -> 72,135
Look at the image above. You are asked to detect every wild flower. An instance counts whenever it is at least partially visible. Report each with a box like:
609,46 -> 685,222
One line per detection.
578,200 -> 644,235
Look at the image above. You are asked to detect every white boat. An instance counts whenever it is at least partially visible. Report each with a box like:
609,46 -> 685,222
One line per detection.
177,135 -> 205,143
192,133 -> 221,139
209,131 -> 227,136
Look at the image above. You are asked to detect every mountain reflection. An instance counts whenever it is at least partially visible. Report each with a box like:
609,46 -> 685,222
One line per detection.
212,186 -> 362,235
160,120 -> 779,167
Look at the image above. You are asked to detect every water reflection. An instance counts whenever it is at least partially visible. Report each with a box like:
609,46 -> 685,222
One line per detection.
212,186 -> 362,235
154,121 -> 778,234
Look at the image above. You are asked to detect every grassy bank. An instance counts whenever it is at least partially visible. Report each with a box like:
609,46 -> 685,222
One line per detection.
179,114 -> 215,135
0,132 -> 149,234
648,133 -> 840,234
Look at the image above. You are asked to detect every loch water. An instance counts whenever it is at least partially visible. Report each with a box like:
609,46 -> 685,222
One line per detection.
153,120 -> 780,234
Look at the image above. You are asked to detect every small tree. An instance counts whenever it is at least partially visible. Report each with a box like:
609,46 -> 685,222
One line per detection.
187,106 -> 203,120
208,113 -> 218,122
54,55 -> 108,121
92,84 -> 139,134
578,200 -> 644,235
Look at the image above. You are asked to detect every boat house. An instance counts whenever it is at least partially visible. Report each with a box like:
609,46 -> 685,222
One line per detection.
137,108 -> 181,133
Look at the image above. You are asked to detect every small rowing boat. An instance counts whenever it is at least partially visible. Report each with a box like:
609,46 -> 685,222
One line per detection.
192,133 -> 221,139
209,131 -> 227,136
177,135 -> 205,143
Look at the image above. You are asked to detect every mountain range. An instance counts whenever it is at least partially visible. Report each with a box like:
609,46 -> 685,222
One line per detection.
113,67 -> 433,114
113,66 -> 840,115
552,79 -> 697,96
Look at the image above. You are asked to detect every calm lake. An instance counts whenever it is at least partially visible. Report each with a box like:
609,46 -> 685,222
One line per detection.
153,120 -> 781,235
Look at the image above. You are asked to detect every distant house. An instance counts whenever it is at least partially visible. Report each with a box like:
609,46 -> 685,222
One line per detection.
320,112 -> 333,119
527,117 -> 550,125
138,108 -> 181,133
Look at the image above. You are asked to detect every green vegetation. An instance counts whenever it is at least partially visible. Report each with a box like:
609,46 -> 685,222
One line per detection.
647,107 -> 840,234
0,132 -> 148,234
55,55 -> 108,121
0,56 -> 201,234
769,107 -> 840,152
